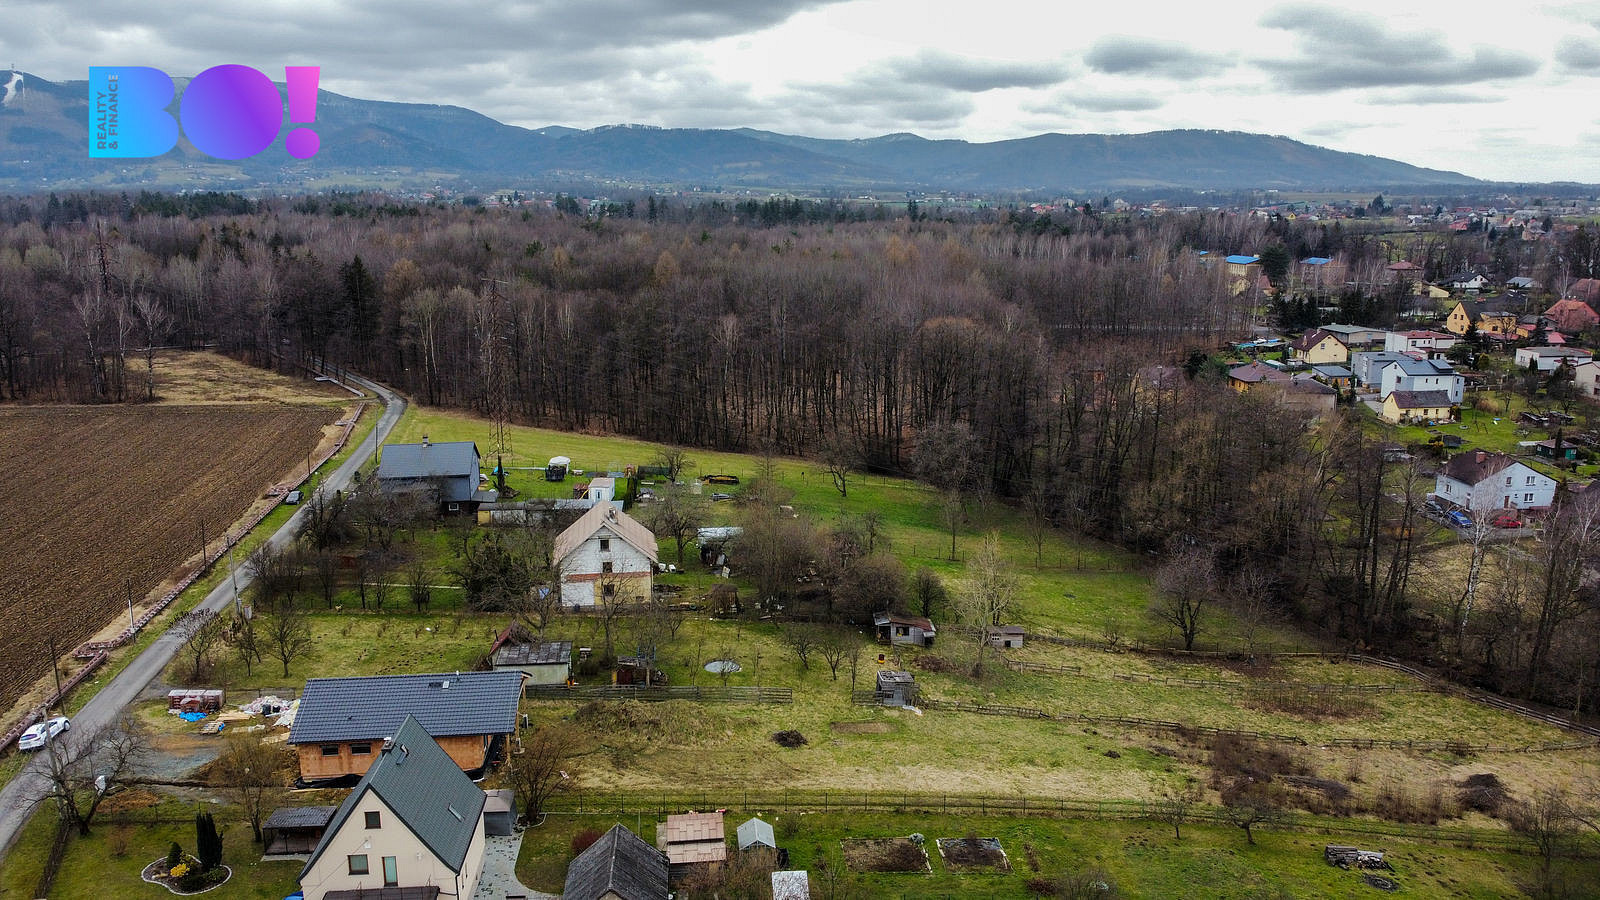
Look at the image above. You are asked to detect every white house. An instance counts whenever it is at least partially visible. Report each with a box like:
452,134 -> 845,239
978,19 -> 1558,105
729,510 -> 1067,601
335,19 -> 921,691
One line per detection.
1514,346 -> 1593,373
299,716 -> 488,900
553,501 -> 658,607
1379,357 -> 1464,403
1573,359 -> 1600,397
1435,451 -> 1558,513
1383,330 -> 1458,354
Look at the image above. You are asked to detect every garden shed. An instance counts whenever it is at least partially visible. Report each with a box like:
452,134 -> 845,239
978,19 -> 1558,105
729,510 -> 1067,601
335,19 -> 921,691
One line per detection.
876,671 -> 917,707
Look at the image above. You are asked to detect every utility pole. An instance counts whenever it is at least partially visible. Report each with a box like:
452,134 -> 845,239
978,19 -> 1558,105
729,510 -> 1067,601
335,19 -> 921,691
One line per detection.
199,518 -> 208,569
126,578 -> 134,629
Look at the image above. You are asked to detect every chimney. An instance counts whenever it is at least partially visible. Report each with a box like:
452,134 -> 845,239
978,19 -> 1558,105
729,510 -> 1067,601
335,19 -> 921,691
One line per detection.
422,435 -> 430,447
1476,451 -> 1487,463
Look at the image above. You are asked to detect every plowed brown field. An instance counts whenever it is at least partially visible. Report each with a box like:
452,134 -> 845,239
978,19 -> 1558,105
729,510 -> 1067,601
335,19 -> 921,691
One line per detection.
0,404 -> 336,712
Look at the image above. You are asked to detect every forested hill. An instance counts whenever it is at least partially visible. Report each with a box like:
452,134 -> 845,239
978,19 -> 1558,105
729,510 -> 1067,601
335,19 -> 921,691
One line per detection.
1,71 -> 1477,192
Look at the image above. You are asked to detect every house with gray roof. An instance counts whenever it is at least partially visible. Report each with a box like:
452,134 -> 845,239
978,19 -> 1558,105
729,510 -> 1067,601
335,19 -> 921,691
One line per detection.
564,823 -> 670,900
376,438 -> 492,515
289,671 -> 524,784
1377,356 -> 1463,403
298,716 -> 488,900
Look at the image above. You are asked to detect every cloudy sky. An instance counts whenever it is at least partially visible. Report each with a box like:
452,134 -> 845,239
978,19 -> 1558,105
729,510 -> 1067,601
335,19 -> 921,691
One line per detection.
9,0 -> 1600,182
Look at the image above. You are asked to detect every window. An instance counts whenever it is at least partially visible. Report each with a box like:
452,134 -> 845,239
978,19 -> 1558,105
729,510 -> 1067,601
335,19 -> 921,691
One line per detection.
348,855 -> 369,875
599,538 -> 610,551
447,502 -> 461,512
1525,493 -> 1535,502
351,743 -> 372,756
602,583 -> 616,598
320,745 -> 340,757
1527,476 -> 1536,485
601,561 -> 613,574
364,811 -> 381,829
1505,477 -> 1512,485
383,856 -> 398,887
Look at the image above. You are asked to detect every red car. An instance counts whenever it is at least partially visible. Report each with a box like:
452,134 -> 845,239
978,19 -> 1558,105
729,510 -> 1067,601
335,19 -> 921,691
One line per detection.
1490,514 -> 1523,529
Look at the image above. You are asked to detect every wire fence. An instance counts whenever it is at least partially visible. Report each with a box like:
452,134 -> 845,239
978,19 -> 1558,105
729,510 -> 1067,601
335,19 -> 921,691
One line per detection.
525,684 -> 792,704
542,787 -> 1550,852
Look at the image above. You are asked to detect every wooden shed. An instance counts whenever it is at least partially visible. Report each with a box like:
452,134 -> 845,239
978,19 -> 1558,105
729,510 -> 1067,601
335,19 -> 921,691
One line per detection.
985,625 -> 1025,649
876,671 -> 917,707
660,811 -> 727,882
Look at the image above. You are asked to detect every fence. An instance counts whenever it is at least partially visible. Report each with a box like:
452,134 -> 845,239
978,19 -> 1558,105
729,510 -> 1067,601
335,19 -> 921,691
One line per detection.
1109,672 -> 1439,695
525,684 -> 792,704
542,787 -> 1546,852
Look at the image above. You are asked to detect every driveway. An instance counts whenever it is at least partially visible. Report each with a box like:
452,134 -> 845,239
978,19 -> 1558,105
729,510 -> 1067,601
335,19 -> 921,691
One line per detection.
473,832 -> 557,900
0,370 -> 405,858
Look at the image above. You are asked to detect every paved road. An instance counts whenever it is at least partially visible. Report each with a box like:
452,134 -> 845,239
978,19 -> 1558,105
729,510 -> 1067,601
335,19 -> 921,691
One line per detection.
0,370 -> 405,858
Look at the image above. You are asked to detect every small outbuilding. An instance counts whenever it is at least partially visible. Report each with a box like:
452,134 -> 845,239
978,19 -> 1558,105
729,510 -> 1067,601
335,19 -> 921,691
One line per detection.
483,789 -> 517,835
736,817 -> 777,852
262,805 -> 337,857
489,626 -> 573,687
985,625 -> 1025,649
771,870 -> 811,900
873,612 -> 936,648
564,824 -> 669,900
876,671 -> 918,707
660,811 -> 727,882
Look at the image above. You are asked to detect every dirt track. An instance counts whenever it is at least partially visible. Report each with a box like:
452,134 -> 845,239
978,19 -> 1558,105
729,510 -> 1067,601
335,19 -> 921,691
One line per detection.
0,403 -> 336,713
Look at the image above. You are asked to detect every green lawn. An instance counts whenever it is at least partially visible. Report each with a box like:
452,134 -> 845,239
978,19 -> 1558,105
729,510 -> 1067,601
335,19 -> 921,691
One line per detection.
0,798 -> 301,900
513,809 -> 1591,899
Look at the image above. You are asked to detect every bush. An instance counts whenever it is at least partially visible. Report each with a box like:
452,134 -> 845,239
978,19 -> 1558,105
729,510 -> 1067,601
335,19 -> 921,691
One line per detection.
571,828 -> 603,856
1474,396 -> 1505,414
166,842 -> 183,872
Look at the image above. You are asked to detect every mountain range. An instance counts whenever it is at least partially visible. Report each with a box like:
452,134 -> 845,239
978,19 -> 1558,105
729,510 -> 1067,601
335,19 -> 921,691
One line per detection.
1,71 -> 1480,194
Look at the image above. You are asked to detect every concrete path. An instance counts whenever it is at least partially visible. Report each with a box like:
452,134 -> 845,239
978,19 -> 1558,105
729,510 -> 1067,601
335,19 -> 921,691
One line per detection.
473,832 -> 557,900
0,370 -> 406,858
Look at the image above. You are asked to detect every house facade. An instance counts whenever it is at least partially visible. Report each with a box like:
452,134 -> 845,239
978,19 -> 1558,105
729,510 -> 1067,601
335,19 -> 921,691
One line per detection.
874,612 -> 936,647
1514,346 -> 1593,373
1435,451 -> 1558,512
1379,358 -> 1464,403
1383,330 -> 1457,354
299,716 -> 488,900
554,501 -> 658,607
377,439 -> 492,515
288,671 -> 524,784
1444,301 -> 1516,337
1379,390 -> 1455,424
1544,299 -> 1598,334
1290,329 -> 1349,364
1573,360 -> 1600,397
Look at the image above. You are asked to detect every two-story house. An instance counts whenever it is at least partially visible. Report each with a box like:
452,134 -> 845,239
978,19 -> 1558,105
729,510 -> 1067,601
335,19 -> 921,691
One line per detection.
1435,451 -> 1558,513
288,671 -> 525,784
554,501 -> 658,607
1379,357 -> 1464,404
298,716 -> 488,900
376,438 -> 494,515
1513,346 -> 1593,373
1444,300 -> 1516,338
1383,330 -> 1458,355
1290,328 -> 1350,364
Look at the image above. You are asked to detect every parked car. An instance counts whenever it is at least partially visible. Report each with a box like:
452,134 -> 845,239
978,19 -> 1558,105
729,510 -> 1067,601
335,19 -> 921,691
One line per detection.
1490,513 -> 1523,529
701,474 -> 740,485
1447,510 -> 1474,529
1424,498 -> 1446,515
17,716 -> 69,751
711,492 -> 734,502
284,490 -> 303,505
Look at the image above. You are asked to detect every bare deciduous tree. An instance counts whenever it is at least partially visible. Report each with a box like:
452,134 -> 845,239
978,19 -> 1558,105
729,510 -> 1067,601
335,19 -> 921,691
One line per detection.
211,731 -> 288,843
651,445 -> 693,482
954,532 -> 1020,676
1151,547 -> 1216,652
31,718 -> 148,835
175,609 -> 227,682
507,724 -> 581,824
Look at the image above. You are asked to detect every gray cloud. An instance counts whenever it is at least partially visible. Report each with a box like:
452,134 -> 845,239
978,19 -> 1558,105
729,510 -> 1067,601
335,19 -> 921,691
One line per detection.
893,50 -> 1071,92
1084,36 -> 1234,77
1258,3 -> 1540,91
1365,88 -> 1500,105
1557,35 -> 1600,72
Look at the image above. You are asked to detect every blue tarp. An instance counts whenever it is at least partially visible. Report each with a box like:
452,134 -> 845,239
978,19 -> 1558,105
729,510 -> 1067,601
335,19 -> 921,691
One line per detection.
178,712 -> 207,722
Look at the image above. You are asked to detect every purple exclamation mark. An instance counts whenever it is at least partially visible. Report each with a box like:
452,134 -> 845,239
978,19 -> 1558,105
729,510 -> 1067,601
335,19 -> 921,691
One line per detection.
284,66 -> 320,159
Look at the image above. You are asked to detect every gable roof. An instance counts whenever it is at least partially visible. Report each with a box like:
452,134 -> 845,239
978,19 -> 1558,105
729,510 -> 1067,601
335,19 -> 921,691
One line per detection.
1441,451 -> 1519,486
1290,328 -> 1344,352
564,824 -> 670,900
1384,357 -> 1457,377
1225,254 -> 1260,265
377,442 -> 481,502
1229,361 -> 1290,384
1386,390 -> 1454,409
873,612 -> 936,632
1386,260 -> 1423,272
553,501 -> 659,564
737,817 -> 777,850
300,716 -> 487,882
289,671 -> 524,745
